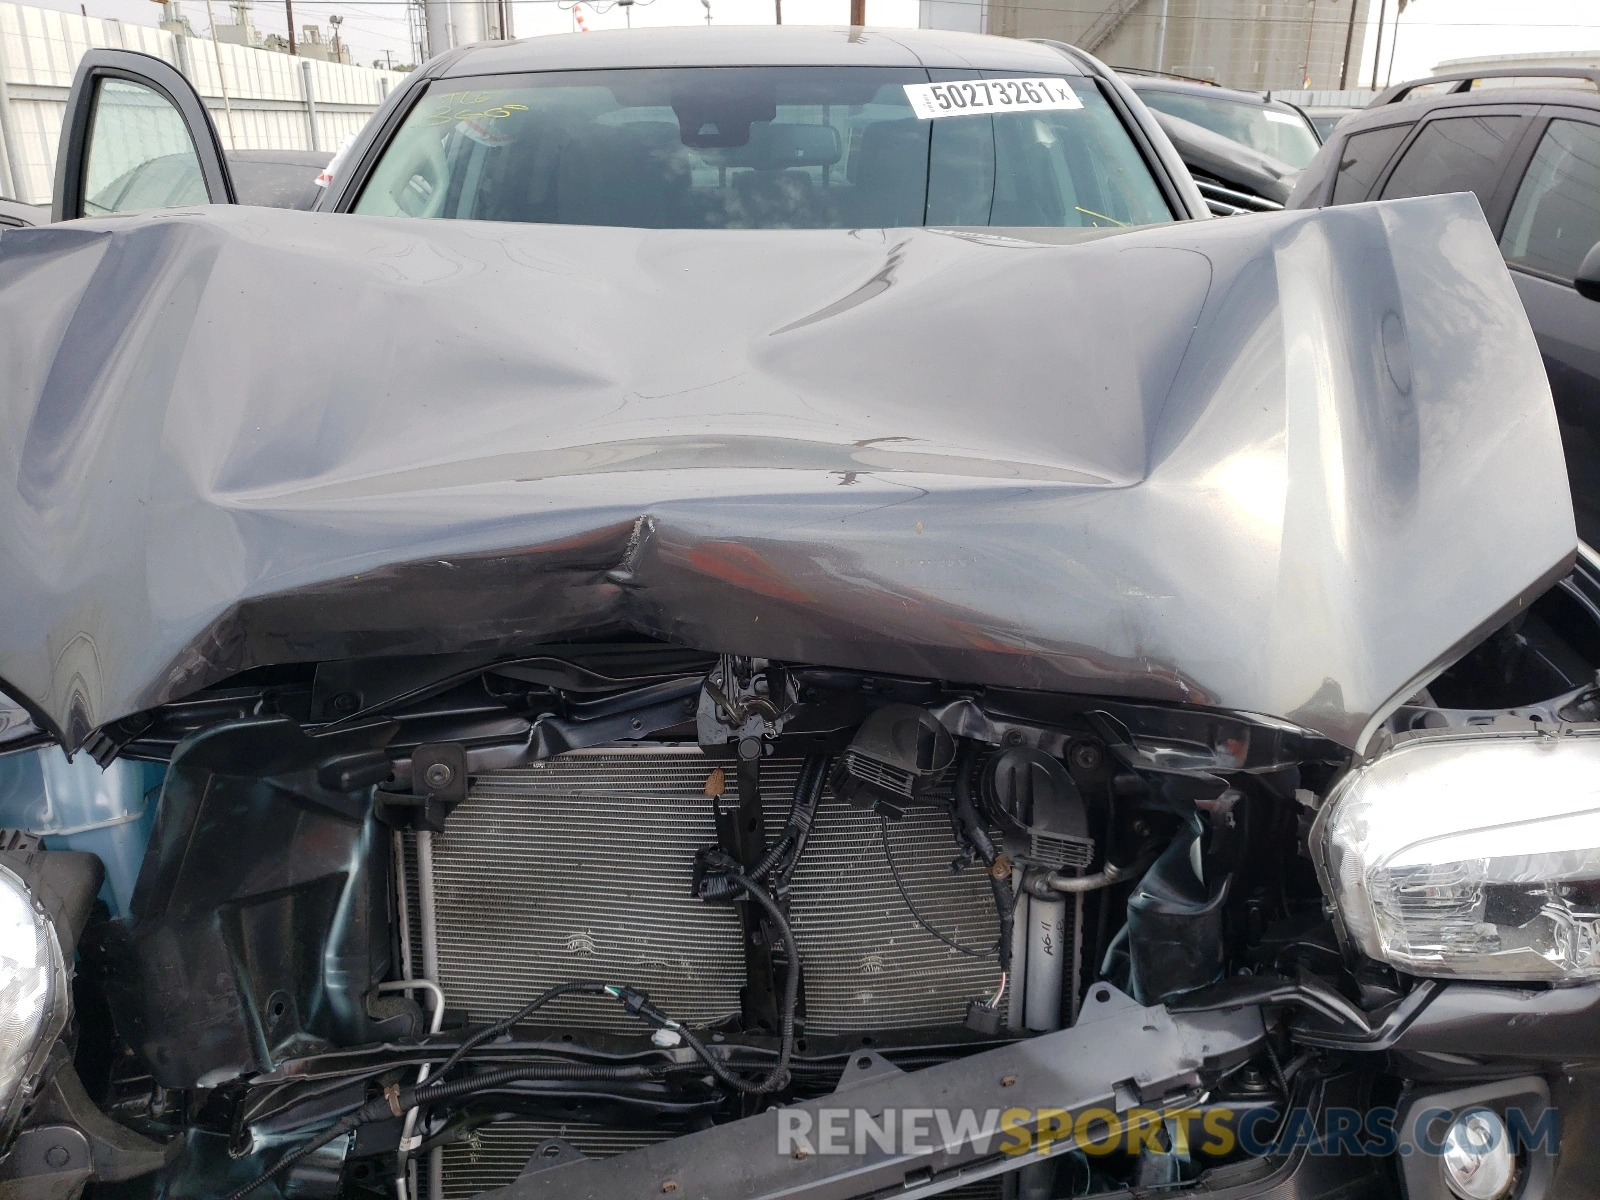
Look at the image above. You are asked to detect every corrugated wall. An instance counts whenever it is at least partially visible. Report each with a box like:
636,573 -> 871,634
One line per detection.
972,0 -> 1375,94
0,0 -> 403,203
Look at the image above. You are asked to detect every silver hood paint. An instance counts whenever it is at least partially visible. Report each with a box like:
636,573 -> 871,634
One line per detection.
0,195 -> 1574,751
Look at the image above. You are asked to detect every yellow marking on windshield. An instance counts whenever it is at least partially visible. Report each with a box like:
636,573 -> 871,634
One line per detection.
425,92 -> 528,126
1074,206 -> 1126,226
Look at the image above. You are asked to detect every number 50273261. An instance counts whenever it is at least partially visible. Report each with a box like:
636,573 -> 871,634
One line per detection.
903,77 -> 1083,120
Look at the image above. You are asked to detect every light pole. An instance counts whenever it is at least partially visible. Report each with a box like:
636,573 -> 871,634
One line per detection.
1385,0 -> 1409,86
701,0 -> 710,23
202,0 -> 238,147
1370,0 -> 1387,89
1339,0 -> 1358,88
1300,0 -> 1316,89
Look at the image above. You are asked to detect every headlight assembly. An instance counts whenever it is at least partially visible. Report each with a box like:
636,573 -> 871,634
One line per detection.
1321,728 -> 1600,982
0,861 -> 70,1144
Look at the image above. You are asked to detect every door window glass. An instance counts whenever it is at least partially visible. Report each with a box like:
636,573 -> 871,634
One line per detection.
1330,123 -> 1411,203
83,78 -> 206,215
1378,115 -> 1522,212
1500,119 -> 1600,279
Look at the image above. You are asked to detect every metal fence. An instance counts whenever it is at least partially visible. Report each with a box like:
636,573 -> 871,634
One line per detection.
0,0 -> 404,203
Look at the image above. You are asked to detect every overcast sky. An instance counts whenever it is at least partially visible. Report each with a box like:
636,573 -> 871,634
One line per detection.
1361,0 -> 1600,87
24,0 -> 1600,81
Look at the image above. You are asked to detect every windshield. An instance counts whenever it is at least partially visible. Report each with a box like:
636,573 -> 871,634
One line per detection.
353,67 -> 1172,230
1138,90 -> 1320,168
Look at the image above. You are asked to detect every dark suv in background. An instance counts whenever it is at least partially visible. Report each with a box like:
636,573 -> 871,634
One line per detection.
1289,67 -> 1600,542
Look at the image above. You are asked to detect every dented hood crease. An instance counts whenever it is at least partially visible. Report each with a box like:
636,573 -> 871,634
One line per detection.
0,196 -> 1574,752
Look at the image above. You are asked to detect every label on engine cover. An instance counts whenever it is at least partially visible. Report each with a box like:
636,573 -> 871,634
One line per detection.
903,78 -> 1083,120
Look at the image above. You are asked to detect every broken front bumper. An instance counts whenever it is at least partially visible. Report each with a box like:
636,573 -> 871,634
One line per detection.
484,986 -> 1271,1199
479,980 -> 1600,1200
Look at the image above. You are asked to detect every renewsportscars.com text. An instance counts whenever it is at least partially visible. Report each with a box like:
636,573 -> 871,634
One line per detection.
775,1104 -> 1558,1159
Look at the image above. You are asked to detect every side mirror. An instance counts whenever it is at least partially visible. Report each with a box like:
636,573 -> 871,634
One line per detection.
1575,241 -> 1600,302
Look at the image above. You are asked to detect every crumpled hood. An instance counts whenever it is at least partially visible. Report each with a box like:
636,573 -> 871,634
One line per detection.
0,196 -> 1573,752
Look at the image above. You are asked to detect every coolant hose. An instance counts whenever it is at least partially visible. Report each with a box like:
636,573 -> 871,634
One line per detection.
372,980 -> 445,1200
1032,853 -> 1155,896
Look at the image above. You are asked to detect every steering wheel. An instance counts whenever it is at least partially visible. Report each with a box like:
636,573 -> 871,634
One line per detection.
383,131 -> 451,218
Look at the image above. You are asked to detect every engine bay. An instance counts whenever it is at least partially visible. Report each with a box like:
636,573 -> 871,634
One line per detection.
5,565 -> 1600,1199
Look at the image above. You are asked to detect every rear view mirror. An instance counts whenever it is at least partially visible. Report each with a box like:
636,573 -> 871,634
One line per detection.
1575,241 -> 1600,302
674,88 -> 778,149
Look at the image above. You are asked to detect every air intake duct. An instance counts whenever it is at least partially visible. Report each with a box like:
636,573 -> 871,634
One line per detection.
982,746 -> 1094,872
830,704 -> 954,818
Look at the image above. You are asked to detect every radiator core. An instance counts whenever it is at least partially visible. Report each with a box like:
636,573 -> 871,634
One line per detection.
439,1119 -> 1001,1199
413,747 -> 1006,1035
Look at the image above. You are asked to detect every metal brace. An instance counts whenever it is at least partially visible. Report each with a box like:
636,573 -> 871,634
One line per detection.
697,656 -> 799,746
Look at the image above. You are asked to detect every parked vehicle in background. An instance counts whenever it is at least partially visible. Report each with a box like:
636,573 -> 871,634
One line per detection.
227,149 -> 333,210
1121,74 -> 1320,167
1289,66 -> 1600,544
1117,72 -> 1317,212
0,196 -> 45,227
1303,104 -> 1358,139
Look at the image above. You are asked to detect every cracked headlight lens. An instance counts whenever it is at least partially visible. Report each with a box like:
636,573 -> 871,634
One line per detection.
1322,729 -> 1600,981
0,861 -> 69,1142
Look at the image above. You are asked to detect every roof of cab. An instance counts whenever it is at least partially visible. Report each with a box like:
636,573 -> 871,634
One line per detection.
441,25 -> 1088,77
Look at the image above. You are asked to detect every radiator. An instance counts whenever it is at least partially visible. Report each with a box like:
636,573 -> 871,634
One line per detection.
440,1119 -> 1002,1200
439,1120 -> 673,1199
410,746 -> 1010,1197
787,793 -> 1005,1031
414,748 -> 1006,1034
424,750 -> 749,1031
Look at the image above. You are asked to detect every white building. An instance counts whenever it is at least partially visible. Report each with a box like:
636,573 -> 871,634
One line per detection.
921,0 -> 1379,94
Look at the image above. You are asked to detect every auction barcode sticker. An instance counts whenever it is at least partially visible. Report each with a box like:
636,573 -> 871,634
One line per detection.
903,78 -> 1083,120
